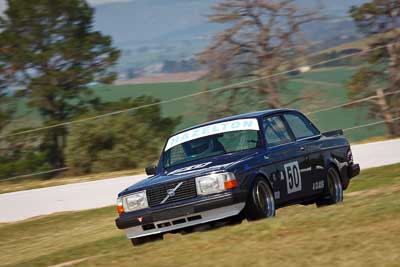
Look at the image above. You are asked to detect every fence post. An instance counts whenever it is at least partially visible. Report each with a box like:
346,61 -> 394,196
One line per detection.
376,88 -> 396,136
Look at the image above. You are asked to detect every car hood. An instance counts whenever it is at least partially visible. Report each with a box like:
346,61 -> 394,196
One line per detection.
119,149 -> 260,197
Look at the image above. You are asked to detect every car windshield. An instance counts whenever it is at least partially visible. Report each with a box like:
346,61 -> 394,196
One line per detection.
163,118 -> 260,169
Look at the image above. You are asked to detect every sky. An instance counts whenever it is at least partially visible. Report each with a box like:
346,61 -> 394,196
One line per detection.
0,0 -> 134,13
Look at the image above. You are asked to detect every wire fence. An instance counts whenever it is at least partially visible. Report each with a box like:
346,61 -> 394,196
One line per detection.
0,41 -> 399,181
305,89 -> 400,115
343,117 -> 400,132
1,41 -> 396,139
1,115 -> 398,182
0,167 -> 70,182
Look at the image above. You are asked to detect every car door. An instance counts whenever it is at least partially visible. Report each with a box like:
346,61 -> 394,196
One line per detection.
261,115 -> 310,204
282,112 -> 325,197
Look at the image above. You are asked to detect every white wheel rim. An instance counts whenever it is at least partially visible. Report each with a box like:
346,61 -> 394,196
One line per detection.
256,181 -> 275,217
328,168 -> 343,203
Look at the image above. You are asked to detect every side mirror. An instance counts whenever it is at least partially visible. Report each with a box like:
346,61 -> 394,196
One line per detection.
145,165 -> 157,176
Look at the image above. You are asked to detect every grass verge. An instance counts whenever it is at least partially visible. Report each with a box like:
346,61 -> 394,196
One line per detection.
1,163 -> 400,267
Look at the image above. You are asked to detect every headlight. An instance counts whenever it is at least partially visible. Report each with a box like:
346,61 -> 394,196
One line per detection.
195,172 -> 237,195
122,190 -> 149,212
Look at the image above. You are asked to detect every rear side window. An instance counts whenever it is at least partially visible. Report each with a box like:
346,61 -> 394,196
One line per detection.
283,113 -> 319,139
263,116 -> 293,147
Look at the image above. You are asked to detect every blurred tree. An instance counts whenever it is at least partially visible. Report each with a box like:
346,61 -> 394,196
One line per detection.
0,126 -> 51,180
0,94 -> 13,133
0,0 -> 120,168
198,0 -> 320,120
65,96 -> 181,174
0,151 -> 52,179
349,0 -> 400,136
0,53 -> 13,133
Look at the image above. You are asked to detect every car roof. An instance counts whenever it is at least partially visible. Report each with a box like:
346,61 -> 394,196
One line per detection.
173,108 -> 296,135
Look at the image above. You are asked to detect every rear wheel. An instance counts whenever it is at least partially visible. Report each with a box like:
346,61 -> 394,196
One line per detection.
130,233 -> 163,247
244,177 -> 276,220
316,167 -> 343,207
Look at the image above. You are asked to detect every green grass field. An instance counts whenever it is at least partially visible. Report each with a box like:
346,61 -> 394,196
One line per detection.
6,66 -> 387,143
1,163 -> 400,267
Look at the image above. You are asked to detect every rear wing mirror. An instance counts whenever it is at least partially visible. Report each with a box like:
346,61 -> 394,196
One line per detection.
322,129 -> 343,137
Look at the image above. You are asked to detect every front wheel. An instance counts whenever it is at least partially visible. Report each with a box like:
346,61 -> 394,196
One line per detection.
316,167 -> 343,207
244,177 -> 276,220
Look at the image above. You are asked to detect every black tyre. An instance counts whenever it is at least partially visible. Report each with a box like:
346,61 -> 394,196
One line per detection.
316,167 -> 343,207
244,177 -> 276,220
130,233 -> 163,247
227,214 -> 244,226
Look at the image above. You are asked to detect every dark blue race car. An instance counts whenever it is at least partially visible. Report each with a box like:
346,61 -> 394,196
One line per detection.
115,109 -> 360,246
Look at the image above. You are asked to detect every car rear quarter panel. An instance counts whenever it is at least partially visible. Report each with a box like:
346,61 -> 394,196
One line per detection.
320,136 -> 351,189
229,135 -> 352,207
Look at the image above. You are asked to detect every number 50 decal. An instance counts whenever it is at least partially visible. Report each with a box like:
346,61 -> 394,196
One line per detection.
284,161 -> 302,194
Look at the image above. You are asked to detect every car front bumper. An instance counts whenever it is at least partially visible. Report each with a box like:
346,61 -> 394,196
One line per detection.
115,190 -> 246,238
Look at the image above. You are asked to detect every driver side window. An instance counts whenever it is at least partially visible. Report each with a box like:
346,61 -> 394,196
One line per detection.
168,145 -> 186,166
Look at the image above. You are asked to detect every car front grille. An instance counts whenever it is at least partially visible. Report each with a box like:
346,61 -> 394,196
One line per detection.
146,179 -> 197,207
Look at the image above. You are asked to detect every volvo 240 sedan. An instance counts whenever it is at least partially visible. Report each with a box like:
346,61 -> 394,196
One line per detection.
115,109 -> 360,246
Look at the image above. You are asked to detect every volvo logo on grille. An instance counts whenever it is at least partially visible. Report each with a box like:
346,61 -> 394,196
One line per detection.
167,188 -> 176,197
160,181 -> 184,204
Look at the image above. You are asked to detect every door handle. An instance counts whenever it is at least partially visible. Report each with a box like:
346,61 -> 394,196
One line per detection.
300,146 -> 305,151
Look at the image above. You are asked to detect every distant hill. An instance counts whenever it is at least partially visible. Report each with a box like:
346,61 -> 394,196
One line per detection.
93,0 -> 369,74
94,0 -> 219,47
